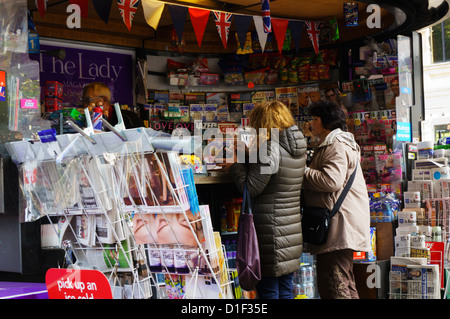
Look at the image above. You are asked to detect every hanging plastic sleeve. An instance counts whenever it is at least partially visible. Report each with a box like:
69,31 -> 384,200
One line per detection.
92,106 -> 103,132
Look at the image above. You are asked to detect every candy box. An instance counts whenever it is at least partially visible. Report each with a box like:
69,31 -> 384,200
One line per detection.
45,97 -> 63,112
199,73 -> 219,85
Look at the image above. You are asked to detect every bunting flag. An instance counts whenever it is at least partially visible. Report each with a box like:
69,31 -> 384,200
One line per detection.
234,15 -> 253,49
141,0 -> 165,30
288,20 -> 304,53
117,0 -> 140,31
69,0 -> 88,18
271,18 -> 289,54
213,11 -> 232,49
305,20 -> 321,54
34,0 -> 48,18
189,7 -> 210,48
261,0 -> 271,33
93,0 -> 113,24
253,16 -> 268,52
168,5 -> 188,43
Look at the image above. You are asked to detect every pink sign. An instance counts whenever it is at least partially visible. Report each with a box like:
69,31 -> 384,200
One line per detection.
20,99 -> 38,109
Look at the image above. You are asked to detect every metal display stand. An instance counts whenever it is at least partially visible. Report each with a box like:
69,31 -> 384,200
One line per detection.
5,107 -> 232,299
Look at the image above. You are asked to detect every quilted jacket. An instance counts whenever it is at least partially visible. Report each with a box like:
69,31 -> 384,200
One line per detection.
230,125 -> 307,277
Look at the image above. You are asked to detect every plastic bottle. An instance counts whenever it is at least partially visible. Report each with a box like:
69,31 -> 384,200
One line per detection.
219,205 -> 227,232
233,198 -> 243,231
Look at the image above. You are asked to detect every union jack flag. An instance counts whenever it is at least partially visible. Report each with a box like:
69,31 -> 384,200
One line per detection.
261,0 -> 271,33
213,11 -> 233,49
305,21 -> 321,55
117,0 -> 140,31
35,0 -> 48,17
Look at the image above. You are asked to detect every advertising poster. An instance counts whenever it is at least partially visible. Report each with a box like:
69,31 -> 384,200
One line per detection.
31,43 -> 133,108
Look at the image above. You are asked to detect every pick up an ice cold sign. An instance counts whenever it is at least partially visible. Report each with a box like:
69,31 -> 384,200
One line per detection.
45,268 -> 112,299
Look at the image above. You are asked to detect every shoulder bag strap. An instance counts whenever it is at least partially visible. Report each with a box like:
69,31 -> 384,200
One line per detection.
329,162 -> 359,218
242,182 -> 253,215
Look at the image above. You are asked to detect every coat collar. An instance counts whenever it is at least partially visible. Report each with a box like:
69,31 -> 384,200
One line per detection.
318,128 -> 358,150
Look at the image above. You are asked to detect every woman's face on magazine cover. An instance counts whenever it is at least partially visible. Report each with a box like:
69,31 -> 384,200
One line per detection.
133,213 -> 157,245
155,213 -> 197,246
132,212 -> 197,246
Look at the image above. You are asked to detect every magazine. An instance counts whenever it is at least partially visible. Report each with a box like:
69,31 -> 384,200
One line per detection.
132,209 -> 205,247
40,215 -> 73,248
75,214 -> 96,246
384,74 -> 399,110
297,84 -> 320,115
251,90 -> 275,106
275,86 -> 299,116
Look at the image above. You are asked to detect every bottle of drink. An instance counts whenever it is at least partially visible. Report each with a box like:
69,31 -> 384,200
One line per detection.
220,205 -> 227,232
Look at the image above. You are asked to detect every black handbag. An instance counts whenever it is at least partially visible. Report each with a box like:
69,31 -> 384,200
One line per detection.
236,183 -> 261,291
301,164 -> 358,245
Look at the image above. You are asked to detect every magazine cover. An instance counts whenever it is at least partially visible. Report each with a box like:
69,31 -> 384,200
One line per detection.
341,80 -> 355,112
229,92 -> 251,122
184,92 -> 206,112
368,77 -> 387,111
384,74 -> 399,109
251,90 -> 275,106
102,238 -> 133,271
169,90 -> 184,103
132,210 -> 205,246
319,82 -> 341,103
297,84 -> 320,115
275,86 -> 299,116
206,92 -> 228,107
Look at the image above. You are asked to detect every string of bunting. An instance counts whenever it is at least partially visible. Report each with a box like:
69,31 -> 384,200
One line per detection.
34,0 -> 331,54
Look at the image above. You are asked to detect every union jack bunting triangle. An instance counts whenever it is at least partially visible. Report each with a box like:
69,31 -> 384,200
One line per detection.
117,0 -> 140,31
261,0 -> 271,33
213,11 -> 233,49
35,0 -> 48,17
305,20 -> 321,55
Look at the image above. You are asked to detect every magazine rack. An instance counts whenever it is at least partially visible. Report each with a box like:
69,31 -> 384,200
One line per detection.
6,123 -> 232,299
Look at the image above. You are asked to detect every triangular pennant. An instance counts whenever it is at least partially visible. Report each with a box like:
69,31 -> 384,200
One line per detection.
234,15 -> 253,48
261,0 -> 271,33
271,18 -> 289,54
213,11 -> 233,49
69,0 -> 88,18
189,7 -> 210,48
305,20 -> 321,54
34,0 -> 48,18
117,0 -> 140,31
253,16 -> 268,52
92,0 -> 113,24
288,20 -> 304,53
168,5 -> 188,43
142,0 -> 165,30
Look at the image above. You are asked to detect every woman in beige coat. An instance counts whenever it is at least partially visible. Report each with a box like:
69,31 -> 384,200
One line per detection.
303,100 -> 370,299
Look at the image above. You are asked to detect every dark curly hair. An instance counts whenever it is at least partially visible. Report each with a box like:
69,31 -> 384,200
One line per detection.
308,100 -> 348,132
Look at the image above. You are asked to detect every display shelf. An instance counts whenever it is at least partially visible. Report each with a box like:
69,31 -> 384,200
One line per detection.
194,174 -> 232,184
7,125 -> 233,299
